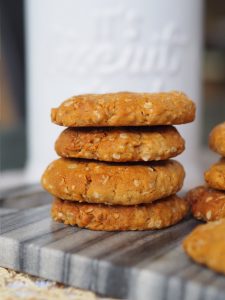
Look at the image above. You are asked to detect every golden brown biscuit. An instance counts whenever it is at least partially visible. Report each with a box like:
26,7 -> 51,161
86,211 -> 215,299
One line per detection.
52,195 -> 189,231
186,186 -> 225,222
55,126 -> 185,162
209,122 -> 225,157
51,91 -> 196,127
183,219 -> 225,274
42,158 -> 185,205
204,158 -> 225,191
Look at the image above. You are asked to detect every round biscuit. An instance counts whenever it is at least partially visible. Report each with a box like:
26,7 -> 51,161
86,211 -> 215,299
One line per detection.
51,91 -> 196,127
204,158 -> 225,191
186,186 -> 225,222
183,219 -> 225,274
52,195 -> 189,231
55,126 -> 185,162
42,158 -> 185,205
209,122 -> 225,157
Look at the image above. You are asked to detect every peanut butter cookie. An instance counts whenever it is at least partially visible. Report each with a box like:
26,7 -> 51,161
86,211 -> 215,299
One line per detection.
209,122 -> 225,157
51,91 -> 195,127
186,186 -> 225,222
52,195 -> 189,231
42,158 -> 185,205
205,158 -> 225,191
183,219 -> 225,274
55,126 -> 185,162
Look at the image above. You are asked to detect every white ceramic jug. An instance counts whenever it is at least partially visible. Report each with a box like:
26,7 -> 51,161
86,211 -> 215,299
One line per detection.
25,0 -> 203,188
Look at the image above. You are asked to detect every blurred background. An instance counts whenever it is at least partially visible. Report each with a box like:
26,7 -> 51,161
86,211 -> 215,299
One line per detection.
0,0 -> 225,187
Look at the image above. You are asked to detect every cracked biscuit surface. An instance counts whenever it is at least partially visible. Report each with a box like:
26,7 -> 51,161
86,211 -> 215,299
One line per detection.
55,126 -> 185,162
41,158 -> 185,205
186,186 -> 225,222
209,122 -> 225,157
183,219 -> 225,274
52,195 -> 189,231
204,158 -> 225,191
51,91 -> 195,127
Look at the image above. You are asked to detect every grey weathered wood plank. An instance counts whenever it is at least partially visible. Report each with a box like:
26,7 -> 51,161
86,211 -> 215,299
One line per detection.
0,184 -> 41,199
0,184 -> 52,209
0,186 -> 225,300
0,208 -> 18,216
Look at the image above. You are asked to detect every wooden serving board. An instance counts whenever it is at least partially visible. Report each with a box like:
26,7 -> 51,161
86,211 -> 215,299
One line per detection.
0,185 -> 225,300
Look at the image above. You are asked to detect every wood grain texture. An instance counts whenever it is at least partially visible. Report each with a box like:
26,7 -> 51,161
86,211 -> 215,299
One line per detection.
0,185 -> 225,300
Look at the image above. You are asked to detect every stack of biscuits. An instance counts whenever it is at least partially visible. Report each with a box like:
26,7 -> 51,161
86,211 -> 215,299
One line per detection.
186,121 -> 225,222
42,91 -> 196,231
183,122 -> 225,275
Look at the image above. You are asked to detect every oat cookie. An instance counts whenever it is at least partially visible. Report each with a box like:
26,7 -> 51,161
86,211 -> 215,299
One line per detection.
186,186 -> 225,222
183,219 -> 225,274
204,158 -> 225,191
51,91 -> 195,127
55,126 -> 185,162
42,158 -> 185,205
52,195 -> 189,231
209,122 -> 225,157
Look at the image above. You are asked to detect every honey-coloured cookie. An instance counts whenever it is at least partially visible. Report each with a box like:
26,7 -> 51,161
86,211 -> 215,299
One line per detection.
186,186 -> 225,222
204,158 -> 225,191
51,91 -> 196,127
52,195 -> 189,231
209,122 -> 225,157
42,158 -> 185,206
183,219 -> 225,274
55,126 -> 185,162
